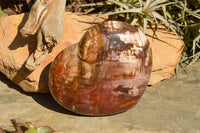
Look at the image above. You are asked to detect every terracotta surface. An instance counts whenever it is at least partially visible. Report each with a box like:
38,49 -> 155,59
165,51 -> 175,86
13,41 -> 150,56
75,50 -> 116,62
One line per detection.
0,12 -> 183,92
49,21 -> 152,115
147,29 -> 183,85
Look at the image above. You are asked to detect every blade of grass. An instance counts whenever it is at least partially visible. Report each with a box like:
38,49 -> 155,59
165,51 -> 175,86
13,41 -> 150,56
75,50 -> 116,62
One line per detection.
108,0 -> 130,9
143,17 -> 147,33
143,0 -> 153,11
97,7 -> 143,18
151,11 -> 184,44
138,0 -> 143,7
162,5 -> 167,19
85,7 -> 97,14
93,5 -> 110,22
150,0 -> 168,7
149,2 -> 180,12
193,34 -> 200,56
78,1 -> 112,7
151,12 -> 159,28
175,3 -> 200,19
131,14 -> 139,25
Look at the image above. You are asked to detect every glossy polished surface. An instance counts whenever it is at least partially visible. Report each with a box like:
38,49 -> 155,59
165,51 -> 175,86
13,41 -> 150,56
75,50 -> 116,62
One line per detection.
49,21 -> 152,116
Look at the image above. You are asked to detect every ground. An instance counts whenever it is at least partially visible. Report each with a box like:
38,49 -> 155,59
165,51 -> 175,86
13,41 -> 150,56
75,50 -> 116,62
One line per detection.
0,62 -> 199,133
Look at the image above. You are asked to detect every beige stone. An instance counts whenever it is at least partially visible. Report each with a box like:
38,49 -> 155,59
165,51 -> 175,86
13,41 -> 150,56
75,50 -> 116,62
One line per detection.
0,13 -> 183,92
147,29 -> 183,85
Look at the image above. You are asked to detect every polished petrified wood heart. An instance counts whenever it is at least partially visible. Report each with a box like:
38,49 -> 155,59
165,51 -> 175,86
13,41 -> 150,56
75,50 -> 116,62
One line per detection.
49,21 -> 152,116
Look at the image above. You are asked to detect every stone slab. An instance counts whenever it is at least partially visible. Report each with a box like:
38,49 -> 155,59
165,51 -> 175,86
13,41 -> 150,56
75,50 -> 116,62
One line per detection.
0,62 -> 199,132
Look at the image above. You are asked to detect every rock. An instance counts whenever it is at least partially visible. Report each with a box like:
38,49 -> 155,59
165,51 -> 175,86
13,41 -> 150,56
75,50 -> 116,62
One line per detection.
147,29 -> 183,85
0,13 -> 183,92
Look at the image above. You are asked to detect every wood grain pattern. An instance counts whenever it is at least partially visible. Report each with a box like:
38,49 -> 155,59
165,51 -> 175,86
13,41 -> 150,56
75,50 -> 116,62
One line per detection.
49,21 -> 152,116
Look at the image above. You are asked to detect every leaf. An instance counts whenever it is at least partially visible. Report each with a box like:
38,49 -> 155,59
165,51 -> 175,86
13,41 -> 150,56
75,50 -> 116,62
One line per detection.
93,5 -> 110,22
193,34 -> 200,56
162,5 -> 167,19
5,120 -> 55,133
143,0 -> 153,11
37,126 -> 55,133
25,123 -> 37,133
108,0 -> 130,9
78,1 -> 112,7
194,9 -> 200,14
175,3 -> 200,19
151,11 -> 184,44
131,16 -> 139,25
138,0 -> 143,7
85,7 -> 97,14
150,0 -> 167,8
97,7 -> 143,18
18,123 -> 28,132
143,17 -> 147,33
151,12 -> 159,28
149,2 -> 180,12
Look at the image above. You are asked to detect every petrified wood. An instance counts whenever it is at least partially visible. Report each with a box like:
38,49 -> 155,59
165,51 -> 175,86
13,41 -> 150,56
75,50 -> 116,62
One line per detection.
49,21 -> 152,116
20,0 -> 66,71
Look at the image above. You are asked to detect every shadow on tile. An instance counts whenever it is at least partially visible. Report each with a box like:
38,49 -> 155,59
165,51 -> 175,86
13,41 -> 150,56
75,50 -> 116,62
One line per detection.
0,72 -> 81,116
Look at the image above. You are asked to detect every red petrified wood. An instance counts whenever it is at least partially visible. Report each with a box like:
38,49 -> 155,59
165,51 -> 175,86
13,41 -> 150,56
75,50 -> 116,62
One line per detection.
49,21 -> 152,116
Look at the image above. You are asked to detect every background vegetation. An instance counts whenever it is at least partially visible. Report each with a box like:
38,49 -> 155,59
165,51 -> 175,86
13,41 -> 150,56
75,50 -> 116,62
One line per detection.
80,0 -> 200,67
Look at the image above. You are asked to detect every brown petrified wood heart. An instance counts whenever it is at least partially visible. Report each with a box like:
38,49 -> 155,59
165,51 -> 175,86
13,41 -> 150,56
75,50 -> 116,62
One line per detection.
49,21 -> 152,116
